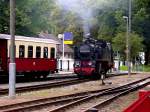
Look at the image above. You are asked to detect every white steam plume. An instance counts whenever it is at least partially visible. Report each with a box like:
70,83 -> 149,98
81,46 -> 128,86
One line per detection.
55,0 -> 125,36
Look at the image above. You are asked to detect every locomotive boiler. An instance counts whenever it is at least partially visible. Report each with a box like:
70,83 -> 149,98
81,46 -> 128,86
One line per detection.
74,37 -> 113,78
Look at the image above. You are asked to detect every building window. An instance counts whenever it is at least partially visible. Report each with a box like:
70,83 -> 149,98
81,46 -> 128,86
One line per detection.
50,48 -> 55,58
28,46 -> 33,58
43,47 -> 48,58
36,46 -> 41,58
19,45 -> 25,58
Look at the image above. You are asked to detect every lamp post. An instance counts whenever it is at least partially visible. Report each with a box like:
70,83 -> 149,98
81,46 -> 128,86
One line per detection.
9,0 -> 16,98
58,34 -> 64,71
58,34 -> 64,59
123,16 -> 130,75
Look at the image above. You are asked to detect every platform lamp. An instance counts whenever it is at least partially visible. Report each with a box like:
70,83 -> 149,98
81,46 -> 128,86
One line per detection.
123,16 -> 130,76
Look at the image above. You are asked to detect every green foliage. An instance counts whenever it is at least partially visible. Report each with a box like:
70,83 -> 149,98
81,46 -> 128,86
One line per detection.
0,0 -> 9,33
112,32 -> 144,60
96,11 -> 117,42
15,0 -> 58,36
114,10 -> 126,33
0,0 -> 150,64
133,0 -> 150,64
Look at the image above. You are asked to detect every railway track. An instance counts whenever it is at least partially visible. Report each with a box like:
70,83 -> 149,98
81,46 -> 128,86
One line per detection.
0,77 -> 149,112
82,81 -> 150,112
0,87 -> 110,112
0,73 -> 78,84
49,77 -> 150,112
0,78 -> 89,96
0,72 -> 134,96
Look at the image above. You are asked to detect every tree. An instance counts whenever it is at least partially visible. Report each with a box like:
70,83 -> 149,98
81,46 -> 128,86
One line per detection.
0,0 -> 149,64
133,0 -> 150,64
93,10 -> 117,42
112,32 -> 144,61
15,0 -> 59,36
0,0 -> 9,33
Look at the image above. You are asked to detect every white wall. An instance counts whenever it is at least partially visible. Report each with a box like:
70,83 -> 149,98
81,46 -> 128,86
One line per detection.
58,59 -> 74,71
114,60 -> 123,71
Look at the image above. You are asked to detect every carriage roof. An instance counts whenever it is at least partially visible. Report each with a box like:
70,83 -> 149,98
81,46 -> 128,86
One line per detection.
0,34 -> 60,44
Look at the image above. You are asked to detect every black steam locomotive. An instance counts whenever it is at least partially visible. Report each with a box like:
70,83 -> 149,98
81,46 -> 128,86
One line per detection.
74,37 -> 113,78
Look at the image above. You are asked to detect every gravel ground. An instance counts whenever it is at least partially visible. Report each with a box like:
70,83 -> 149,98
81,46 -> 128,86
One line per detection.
99,84 -> 150,112
99,91 -> 139,112
0,73 -> 149,111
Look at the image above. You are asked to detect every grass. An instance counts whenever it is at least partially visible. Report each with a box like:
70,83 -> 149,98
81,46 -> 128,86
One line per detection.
143,65 -> 150,72
120,65 -> 150,72
120,65 -> 128,71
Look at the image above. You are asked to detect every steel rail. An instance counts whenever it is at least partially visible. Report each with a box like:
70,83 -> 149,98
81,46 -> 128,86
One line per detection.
0,72 -> 137,96
48,77 -> 150,112
0,87 -> 112,112
0,73 -> 137,96
1,96 -> 88,112
0,79 -> 89,96
84,80 -> 150,112
0,77 -> 149,112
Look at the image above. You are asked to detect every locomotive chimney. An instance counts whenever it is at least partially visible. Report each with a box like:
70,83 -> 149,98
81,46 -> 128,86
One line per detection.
83,33 -> 91,42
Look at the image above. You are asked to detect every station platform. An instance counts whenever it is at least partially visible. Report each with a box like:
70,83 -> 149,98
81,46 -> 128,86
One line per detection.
48,70 -> 77,78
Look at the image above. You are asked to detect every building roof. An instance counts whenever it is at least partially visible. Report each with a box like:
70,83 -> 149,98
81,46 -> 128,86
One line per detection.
39,33 -> 73,53
0,34 -> 60,44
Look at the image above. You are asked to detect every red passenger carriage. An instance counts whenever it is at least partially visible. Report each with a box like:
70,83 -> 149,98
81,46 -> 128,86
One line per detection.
0,34 -> 59,78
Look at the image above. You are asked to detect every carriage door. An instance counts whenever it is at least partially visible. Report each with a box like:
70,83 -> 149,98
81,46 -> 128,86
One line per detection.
0,39 -> 7,72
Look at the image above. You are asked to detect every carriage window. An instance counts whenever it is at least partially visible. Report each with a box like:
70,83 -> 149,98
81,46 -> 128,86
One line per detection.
19,45 -> 25,58
50,48 -> 55,58
28,46 -> 33,58
36,46 -> 41,58
43,47 -> 48,58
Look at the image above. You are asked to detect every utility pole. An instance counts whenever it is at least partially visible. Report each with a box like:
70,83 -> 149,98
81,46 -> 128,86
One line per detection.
9,0 -> 16,98
123,16 -> 129,75
128,0 -> 132,75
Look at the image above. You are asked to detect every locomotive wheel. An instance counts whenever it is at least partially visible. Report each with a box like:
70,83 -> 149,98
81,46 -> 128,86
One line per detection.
55,69 -> 58,73
49,70 -> 55,74
77,74 -> 83,79
92,74 -> 100,79
35,74 -> 41,79
43,74 -> 49,79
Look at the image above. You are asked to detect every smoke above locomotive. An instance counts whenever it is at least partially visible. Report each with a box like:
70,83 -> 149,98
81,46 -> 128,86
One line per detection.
55,0 -> 127,36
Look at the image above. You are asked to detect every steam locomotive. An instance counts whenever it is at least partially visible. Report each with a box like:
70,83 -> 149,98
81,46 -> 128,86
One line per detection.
74,37 -> 113,78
